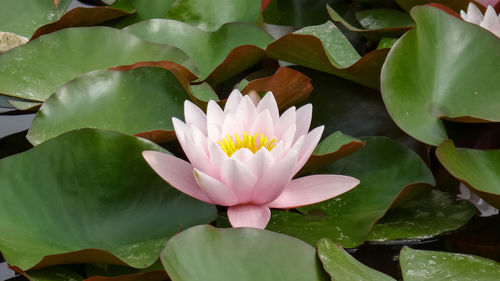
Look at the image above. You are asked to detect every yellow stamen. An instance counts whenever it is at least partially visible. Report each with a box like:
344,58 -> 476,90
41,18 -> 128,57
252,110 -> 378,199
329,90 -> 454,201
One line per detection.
218,131 -> 277,157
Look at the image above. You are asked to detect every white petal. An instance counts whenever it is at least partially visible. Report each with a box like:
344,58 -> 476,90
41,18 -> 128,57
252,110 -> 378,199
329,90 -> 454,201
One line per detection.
227,205 -> 271,229
224,89 -> 243,114
274,106 -> 296,140
194,169 -> 239,206
294,104 -> 312,141
293,126 -> 324,175
249,109 -> 274,138
257,92 -> 279,123
463,3 -> 484,24
481,6 -> 500,37
184,100 -> 207,135
231,148 -> 254,163
221,113 -> 244,137
235,95 -> 257,130
221,158 -> 258,203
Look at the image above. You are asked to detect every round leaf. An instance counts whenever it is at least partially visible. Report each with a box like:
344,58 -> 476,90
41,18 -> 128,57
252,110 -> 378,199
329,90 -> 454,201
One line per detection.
161,225 -> 329,281
0,129 -> 216,270
27,67 -> 187,145
381,6 -> 500,145
400,247 -> 500,280
0,27 -> 196,102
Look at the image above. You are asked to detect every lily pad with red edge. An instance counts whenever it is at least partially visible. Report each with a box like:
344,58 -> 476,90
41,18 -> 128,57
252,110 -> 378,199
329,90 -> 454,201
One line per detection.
367,189 -> 476,243
266,22 -> 389,89
0,0 -> 71,37
161,225 -> 329,281
0,129 -> 216,270
16,266 -> 84,281
165,0 -> 262,32
84,260 -> 167,281
123,20 -> 273,84
381,6 -> 500,146
26,67 -> 188,146
436,140 -> 500,208
265,136 -> 434,248
30,6 -> 133,40
317,239 -> 396,281
327,5 -> 414,41
0,27 -> 196,102
399,247 -> 500,280
241,67 -> 313,110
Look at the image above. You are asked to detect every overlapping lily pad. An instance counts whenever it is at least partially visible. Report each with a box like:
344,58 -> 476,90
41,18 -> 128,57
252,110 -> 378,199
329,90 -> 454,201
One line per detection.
436,140 -> 500,208
27,67 -> 187,145
165,0 -> 262,31
0,0 -> 71,37
110,0 -> 175,28
267,137 -> 434,248
317,239 -> 395,281
0,27 -> 196,102
263,0 -> 339,27
123,20 -> 273,84
327,5 -> 413,40
84,261 -> 167,281
396,0 -> 486,13
0,129 -> 216,270
381,6 -> 500,145
367,189 -> 476,242
266,22 -> 389,89
399,247 -> 500,280
161,225 -> 329,281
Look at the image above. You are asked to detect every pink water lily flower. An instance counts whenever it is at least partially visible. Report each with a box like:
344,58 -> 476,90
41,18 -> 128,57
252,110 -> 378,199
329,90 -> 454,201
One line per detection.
143,90 -> 359,229
461,3 -> 500,37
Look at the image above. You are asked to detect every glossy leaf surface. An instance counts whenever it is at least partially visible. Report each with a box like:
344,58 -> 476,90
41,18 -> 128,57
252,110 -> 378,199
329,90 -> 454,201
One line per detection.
396,0 -> 486,13
400,247 -> 500,280
266,22 -> 389,89
267,137 -> 435,248
367,189 -> 476,242
381,6 -> 500,145
27,67 -> 186,145
161,225 -> 329,281
436,140 -> 500,208
124,20 -> 272,83
317,239 -> 395,281
0,27 -> 195,101
0,129 -> 216,270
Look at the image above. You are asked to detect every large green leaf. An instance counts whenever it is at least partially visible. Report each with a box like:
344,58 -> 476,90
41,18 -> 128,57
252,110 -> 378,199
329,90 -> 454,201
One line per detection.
22,266 -> 84,281
0,27 -> 196,102
267,137 -> 435,248
110,0 -> 176,28
327,6 -> 413,40
165,0 -> 262,31
161,225 -> 329,281
396,0 -> 486,13
317,239 -> 396,281
0,0 -> 71,37
123,20 -> 273,83
0,129 -> 216,270
266,22 -> 389,89
399,247 -> 500,280
263,0 -> 339,27
381,6 -> 500,146
367,189 -> 476,242
27,67 -> 186,146
436,140 -> 500,208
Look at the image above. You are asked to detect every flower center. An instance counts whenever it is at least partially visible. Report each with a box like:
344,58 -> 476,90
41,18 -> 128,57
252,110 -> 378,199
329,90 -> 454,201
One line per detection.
218,132 -> 277,157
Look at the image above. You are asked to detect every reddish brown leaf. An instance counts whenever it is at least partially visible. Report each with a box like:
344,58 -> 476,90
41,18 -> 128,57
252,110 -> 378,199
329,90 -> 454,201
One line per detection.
241,67 -> 313,110
85,271 -> 168,281
110,61 -> 198,82
425,4 -> 461,18
134,130 -> 176,144
31,7 -> 132,40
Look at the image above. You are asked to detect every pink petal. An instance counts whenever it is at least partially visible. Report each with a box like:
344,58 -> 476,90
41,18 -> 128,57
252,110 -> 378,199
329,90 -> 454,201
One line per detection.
293,126 -> 324,175
294,104 -> 312,142
221,113 -> 244,138
280,124 -> 297,152
184,100 -> 207,135
247,148 -> 274,179
207,100 -> 225,141
275,106 -> 296,139
463,3 -> 484,24
247,91 -> 261,106
193,169 -> 240,206
172,117 -> 190,149
267,174 -> 360,208
235,95 -> 257,129
142,151 -> 212,204
227,205 -> 271,229
481,6 -> 500,37
221,158 -> 257,203
249,109 -> 274,138
257,92 -> 279,123
208,142 -> 228,179
231,148 -> 254,163
251,149 -> 298,205
224,89 -> 243,114
173,118 -> 213,174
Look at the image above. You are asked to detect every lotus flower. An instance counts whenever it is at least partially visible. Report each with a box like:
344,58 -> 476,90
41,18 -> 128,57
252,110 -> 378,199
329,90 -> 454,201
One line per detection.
461,3 -> 500,37
143,90 -> 359,229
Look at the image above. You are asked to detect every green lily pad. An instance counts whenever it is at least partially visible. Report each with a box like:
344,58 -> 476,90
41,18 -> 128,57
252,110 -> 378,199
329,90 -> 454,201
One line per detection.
436,140 -> 500,208
0,27 -> 196,102
189,82 -> 219,102
266,22 -> 389,89
161,225 -> 329,281
0,129 -> 216,270
400,247 -> 500,280
327,6 -> 413,40
0,0 -> 71,37
123,20 -> 272,83
381,6 -> 500,146
84,260 -> 167,281
367,189 -> 476,242
26,67 -> 187,146
396,0 -> 485,13
267,137 -> 434,248
377,37 -> 398,49
263,0 -> 340,27
21,266 -> 84,281
317,238 -> 396,281
165,0 -> 262,31
110,0 -> 176,28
